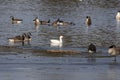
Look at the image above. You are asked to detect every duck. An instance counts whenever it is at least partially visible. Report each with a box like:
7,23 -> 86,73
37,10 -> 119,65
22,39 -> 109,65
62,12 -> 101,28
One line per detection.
108,45 -> 120,61
10,16 -> 23,24
85,16 -> 92,26
50,36 -> 63,47
116,11 -> 120,21
88,43 -> 96,53
33,17 -> 50,25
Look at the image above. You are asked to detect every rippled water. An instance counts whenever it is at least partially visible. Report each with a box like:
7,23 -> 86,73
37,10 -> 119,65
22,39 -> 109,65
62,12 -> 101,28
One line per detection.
0,0 -> 120,80
0,0 -> 120,47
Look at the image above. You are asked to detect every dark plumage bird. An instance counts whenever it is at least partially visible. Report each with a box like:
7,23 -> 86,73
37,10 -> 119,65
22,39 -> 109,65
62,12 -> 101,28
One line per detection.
8,32 -> 32,46
10,16 -> 23,24
88,43 -> 96,53
8,34 -> 25,42
52,18 -> 75,26
108,45 -> 120,61
33,17 -> 50,25
22,32 -> 32,41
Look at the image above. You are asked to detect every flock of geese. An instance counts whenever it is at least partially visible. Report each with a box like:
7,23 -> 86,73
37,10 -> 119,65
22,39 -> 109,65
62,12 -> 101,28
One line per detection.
89,11 -> 120,62
8,11 -> 120,61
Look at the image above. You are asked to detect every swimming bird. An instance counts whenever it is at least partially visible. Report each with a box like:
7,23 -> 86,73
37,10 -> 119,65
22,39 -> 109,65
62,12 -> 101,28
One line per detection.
40,19 -> 50,25
8,34 -> 25,43
116,11 -> 120,21
22,32 -> 32,41
10,16 -> 23,24
50,36 -> 63,47
8,32 -> 32,46
85,16 -> 92,26
57,21 -> 75,26
8,32 -> 32,42
108,45 -> 120,61
51,19 -> 61,26
33,17 -> 50,25
33,17 -> 40,25
52,19 -> 75,26
88,43 -> 96,53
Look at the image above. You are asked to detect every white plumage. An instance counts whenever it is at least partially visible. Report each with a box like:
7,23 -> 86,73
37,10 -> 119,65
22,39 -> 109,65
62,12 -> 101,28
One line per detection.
116,11 -> 120,21
50,36 -> 63,47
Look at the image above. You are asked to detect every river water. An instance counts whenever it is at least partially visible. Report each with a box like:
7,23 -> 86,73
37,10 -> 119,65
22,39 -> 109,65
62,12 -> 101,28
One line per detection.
0,0 -> 120,80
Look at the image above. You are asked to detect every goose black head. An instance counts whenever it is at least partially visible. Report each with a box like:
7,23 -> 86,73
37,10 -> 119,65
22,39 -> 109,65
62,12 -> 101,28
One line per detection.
109,45 -> 116,48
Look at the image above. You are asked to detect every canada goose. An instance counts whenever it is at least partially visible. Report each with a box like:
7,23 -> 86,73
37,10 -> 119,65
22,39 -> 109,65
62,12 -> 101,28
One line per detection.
39,19 -> 50,25
33,17 -> 50,25
10,16 -> 23,24
85,16 -> 92,26
57,21 -> 75,26
52,19 -> 60,26
8,32 -> 32,42
108,45 -> 120,61
50,36 -> 63,47
88,43 -> 96,53
52,19 -> 75,26
116,11 -> 120,21
22,32 -> 32,41
33,17 -> 40,25
8,35 -> 25,42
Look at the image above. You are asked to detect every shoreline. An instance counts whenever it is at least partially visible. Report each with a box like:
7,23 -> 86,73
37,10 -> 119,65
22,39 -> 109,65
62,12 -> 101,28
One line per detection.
0,45 -> 115,58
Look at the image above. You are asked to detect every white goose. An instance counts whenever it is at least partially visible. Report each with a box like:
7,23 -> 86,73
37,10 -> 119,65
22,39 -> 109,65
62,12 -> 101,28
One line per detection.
50,36 -> 63,47
116,11 -> 120,21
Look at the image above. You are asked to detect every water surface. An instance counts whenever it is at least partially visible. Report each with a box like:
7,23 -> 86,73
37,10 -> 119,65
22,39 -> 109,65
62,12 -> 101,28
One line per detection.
0,0 -> 120,80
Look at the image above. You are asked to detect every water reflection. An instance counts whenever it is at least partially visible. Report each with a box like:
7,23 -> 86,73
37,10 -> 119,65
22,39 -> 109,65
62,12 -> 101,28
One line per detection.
34,25 -> 40,32
116,21 -> 120,28
86,53 -> 96,63
107,62 -> 120,80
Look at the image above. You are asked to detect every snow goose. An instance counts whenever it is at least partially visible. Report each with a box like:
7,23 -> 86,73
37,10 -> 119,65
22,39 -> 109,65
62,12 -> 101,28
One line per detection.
50,36 -> 63,47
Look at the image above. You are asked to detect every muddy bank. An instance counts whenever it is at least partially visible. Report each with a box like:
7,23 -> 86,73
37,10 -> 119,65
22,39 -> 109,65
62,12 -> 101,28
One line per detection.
0,45 -> 80,54
0,45 -> 115,58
